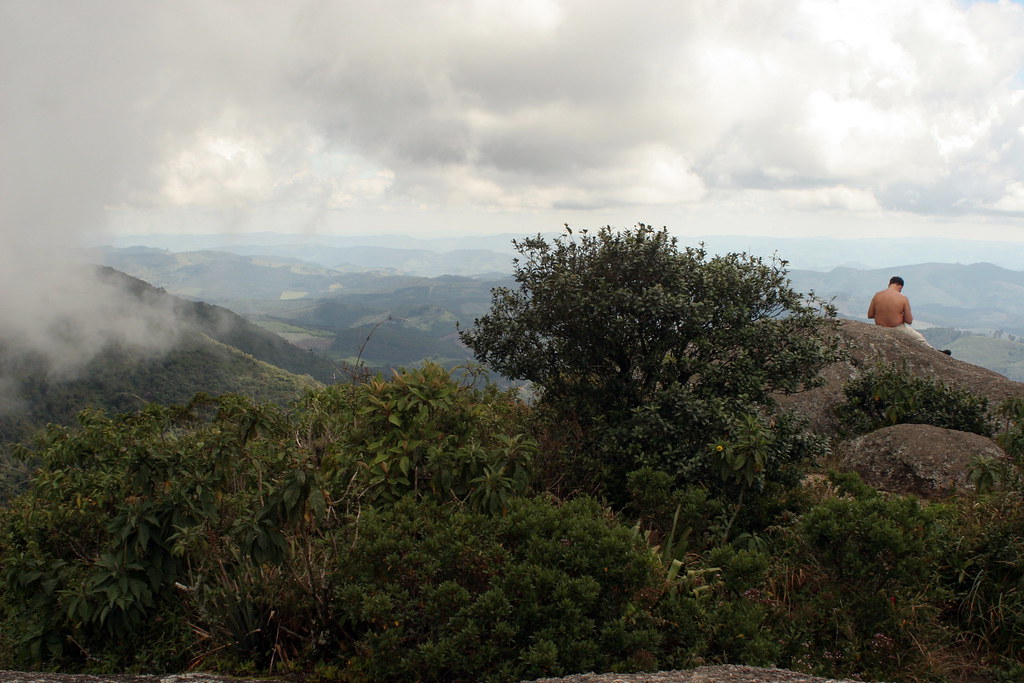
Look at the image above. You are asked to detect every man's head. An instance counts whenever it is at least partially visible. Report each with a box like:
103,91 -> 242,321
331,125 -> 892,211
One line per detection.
889,276 -> 905,288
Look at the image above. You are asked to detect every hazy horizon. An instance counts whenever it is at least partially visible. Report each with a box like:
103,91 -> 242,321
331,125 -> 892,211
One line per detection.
95,230 -> 1024,274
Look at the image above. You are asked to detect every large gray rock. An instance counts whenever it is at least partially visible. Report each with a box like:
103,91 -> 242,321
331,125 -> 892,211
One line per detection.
837,423 -> 1007,499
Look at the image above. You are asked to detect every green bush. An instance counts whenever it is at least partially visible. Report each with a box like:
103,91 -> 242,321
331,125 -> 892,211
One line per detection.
623,425 -> 818,557
623,468 -> 729,557
836,362 -> 993,437
995,396 -> 1024,459
991,397 -> 1024,488
654,544 -> 781,669
0,397 -> 292,670
0,364 -> 537,672
326,496 -> 664,682
769,475 -> 950,680
295,362 -> 535,514
941,493 -> 1024,658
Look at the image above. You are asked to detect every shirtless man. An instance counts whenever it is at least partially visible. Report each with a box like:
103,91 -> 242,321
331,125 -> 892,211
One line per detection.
867,276 -> 950,354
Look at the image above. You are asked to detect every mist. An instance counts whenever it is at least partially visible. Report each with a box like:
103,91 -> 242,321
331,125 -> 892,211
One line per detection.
0,253 -> 186,385
0,2 -> 221,400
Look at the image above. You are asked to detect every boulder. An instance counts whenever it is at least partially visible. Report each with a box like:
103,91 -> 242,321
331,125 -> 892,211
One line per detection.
837,423 -> 1007,499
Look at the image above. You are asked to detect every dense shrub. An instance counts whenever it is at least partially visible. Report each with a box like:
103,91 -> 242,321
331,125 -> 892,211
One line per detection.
623,465 -> 809,559
295,362 -> 535,514
994,397 -> 1024,480
0,364 -> 537,672
655,545 -> 781,669
325,496 -> 664,683
836,362 -> 993,437
767,473 -> 951,680
0,397 -> 295,669
6,385 -> 1024,682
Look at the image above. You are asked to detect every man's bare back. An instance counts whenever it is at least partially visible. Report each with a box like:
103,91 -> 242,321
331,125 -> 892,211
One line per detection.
867,276 -> 950,354
867,281 -> 912,328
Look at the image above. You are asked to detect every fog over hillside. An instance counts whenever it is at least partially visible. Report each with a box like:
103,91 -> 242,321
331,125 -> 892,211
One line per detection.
0,248 -> 197,431
0,248 -> 187,379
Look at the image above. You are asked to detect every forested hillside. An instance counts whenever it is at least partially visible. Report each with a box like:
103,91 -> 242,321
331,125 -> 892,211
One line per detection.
922,327 -> 1024,381
93,267 -> 341,383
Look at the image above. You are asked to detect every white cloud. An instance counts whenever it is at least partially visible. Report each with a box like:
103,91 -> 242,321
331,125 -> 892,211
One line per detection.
160,133 -> 279,207
4,0 -> 1024,247
777,186 -> 882,212
326,166 -> 396,209
801,90 -> 936,181
991,181 -> 1024,211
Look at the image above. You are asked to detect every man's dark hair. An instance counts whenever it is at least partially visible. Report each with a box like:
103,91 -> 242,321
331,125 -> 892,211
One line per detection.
889,276 -> 905,287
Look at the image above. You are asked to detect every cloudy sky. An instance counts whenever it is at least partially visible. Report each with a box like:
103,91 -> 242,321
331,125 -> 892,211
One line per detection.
4,0 -> 1024,249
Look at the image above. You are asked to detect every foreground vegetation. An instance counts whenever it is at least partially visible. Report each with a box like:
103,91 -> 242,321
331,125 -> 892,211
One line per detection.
3,227 -> 1024,682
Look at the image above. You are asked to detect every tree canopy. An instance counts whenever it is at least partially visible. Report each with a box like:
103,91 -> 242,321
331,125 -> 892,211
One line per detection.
460,224 -> 843,486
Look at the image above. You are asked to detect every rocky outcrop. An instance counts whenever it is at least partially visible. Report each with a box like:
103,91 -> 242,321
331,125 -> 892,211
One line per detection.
523,665 -> 874,682
0,667 -> 875,683
773,319 -> 1024,499
838,423 -> 1007,499
778,319 -> 1024,439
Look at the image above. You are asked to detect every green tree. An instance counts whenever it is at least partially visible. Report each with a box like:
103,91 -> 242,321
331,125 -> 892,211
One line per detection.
459,225 -> 842,489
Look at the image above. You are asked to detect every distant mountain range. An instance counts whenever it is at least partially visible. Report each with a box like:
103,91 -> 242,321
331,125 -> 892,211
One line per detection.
96,233 -> 523,277
86,245 -> 512,301
83,246 -> 506,371
89,241 -> 1024,332
83,241 -> 1024,381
